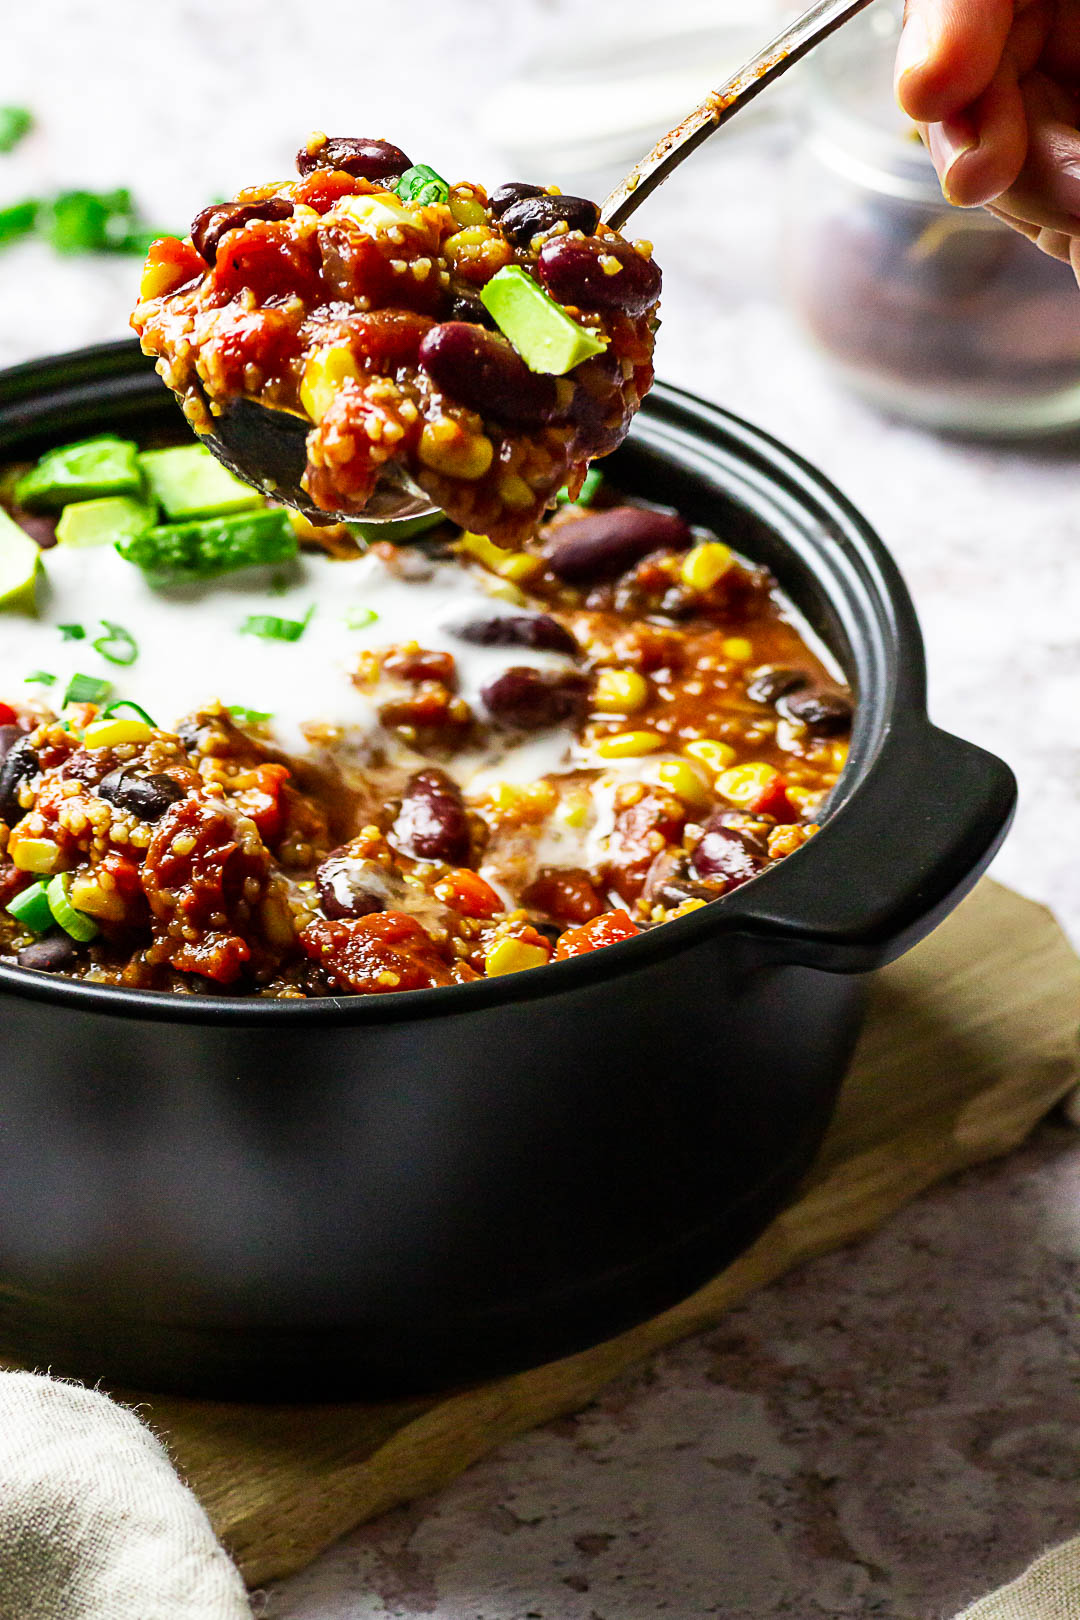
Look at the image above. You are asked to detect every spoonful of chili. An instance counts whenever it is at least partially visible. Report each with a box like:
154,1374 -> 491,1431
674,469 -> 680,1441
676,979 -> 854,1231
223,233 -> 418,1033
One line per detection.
132,0 -> 875,541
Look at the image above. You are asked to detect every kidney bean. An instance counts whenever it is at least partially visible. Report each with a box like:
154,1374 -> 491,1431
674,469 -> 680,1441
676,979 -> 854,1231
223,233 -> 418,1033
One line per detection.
498,193 -> 600,248
17,934 -> 79,973
316,852 -> 409,920
449,612 -> 578,656
0,737 -> 39,827
481,667 -> 588,730
544,507 -> 692,583
489,181 -> 544,218
191,198 -> 295,262
690,814 -> 769,887
746,666 -> 810,706
538,237 -> 661,316
98,769 -> 187,823
392,769 -> 470,864
418,323 -> 559,429
521,867 -> 605,925
295,136 -> 412,182
780,688 -> 853,736
641,847 -> 719,909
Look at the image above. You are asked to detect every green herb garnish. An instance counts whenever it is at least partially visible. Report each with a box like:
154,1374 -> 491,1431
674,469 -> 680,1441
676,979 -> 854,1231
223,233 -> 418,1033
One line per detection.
58,622 -> 86,641
0,107 -> 32,154
396,165 -> 450,208
556,467 -> 603,508
24,670 -> 56,686
345,607 -> 379,630
0,200 -> 38,247
91,619 -> 138,666
63,673 -> 112,706
240,605 -> 313,642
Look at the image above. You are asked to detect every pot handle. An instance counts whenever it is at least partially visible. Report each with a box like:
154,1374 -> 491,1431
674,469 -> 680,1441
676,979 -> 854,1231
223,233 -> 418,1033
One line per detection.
725,720 -> 1017,973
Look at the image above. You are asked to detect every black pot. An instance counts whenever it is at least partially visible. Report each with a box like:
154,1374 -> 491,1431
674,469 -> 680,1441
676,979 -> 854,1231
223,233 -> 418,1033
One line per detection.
0,343 -> 1015,1399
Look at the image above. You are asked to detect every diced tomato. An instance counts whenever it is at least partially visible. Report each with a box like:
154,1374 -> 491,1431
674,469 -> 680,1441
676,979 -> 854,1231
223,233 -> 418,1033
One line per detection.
0,703 -> 17,727
300,910 -> 455,994
521,867 -> 605,925
748,775 -> 799,824
233,762 -> 291,845
435,869 -> 503,919
553,910 -> 641,961
101,850 -> 142,899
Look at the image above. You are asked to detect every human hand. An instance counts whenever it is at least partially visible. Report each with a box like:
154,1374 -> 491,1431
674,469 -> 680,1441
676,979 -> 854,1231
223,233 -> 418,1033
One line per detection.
895,0 -> 1080,276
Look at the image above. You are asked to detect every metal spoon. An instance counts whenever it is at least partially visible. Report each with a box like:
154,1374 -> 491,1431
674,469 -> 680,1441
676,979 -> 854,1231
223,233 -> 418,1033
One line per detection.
202,0 -> 876,527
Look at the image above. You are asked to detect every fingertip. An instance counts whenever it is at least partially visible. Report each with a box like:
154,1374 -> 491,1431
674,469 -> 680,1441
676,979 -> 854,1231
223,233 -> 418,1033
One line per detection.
895,0 -> 1014,123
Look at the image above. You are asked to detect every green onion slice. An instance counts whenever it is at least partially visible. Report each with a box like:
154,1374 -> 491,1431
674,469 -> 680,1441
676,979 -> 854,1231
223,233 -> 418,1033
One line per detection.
6,879 -> 54,934
24,670 -> 56,686
100,699 -> 157,727
345,607 -> 378,630
63,673 -> 112,707
46,872 -> 99,942
58,622 -> 86,641
240,605 -> 313,642
227,705 -> 273,727
396,165 -> 450,207
92,619 -> 138,666
556,467 -> 603,508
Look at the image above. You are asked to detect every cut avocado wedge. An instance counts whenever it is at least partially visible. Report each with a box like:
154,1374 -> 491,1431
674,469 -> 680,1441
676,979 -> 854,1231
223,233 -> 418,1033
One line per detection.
0,507 -> 41,611
56,495 -> 157,548
480,266 -> 608,375
139,444 -> 263,521
15,435 -> 143,511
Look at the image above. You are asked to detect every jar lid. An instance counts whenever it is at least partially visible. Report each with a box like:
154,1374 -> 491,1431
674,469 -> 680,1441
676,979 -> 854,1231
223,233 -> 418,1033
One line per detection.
802,4 -> 944,203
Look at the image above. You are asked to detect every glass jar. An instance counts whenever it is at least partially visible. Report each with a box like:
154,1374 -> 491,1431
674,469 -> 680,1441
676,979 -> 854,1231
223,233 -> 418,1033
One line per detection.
784,5 -> 1080,436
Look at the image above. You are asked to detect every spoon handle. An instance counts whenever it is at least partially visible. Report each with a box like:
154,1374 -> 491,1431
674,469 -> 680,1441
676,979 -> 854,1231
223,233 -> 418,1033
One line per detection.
601,0 -> 878,230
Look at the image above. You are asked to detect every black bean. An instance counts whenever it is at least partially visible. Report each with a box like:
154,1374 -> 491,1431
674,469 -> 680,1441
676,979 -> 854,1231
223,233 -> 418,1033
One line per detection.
690,815 -> 768,887
746,666 -> 810,706
449,612 -> 578,656
538,237 -> 661,316
418,323 -> 559,429
449,288 -> 497,328
481,667 -> 589,730
190,198 -> 295,262
498,193 -> 600,249
295,136 -> 412,182
779,688 -> 853,736
489,182 -> 545,218
316,853 -> 408,920
17,934 -> 78,973
544,507 -> 693,583
0,737 -> 39,827
98,769 -> 186,823
0,725 -> 20,765
392,769 -> 470,864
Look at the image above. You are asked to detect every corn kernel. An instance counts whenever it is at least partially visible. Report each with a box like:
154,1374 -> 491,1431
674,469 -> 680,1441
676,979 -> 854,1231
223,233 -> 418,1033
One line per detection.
497,473 -> 536,511
485,937 -> 550,977
556,791 -> 592,829
680,542 -> 733,593
831,741 -> 850,772
419,421 -> 493,481
300,346 -> 361,422
722,636 -> 754,662
655,760 -> 712,810
443,224 -> 494,261
683,738 -> 736,772
138,258 -> 182,302
479,576 -> 528,605
485,782 -> 524,812
70,876 -> 127,922
457,531 -> 542,582
334,192 -> 419,236
449,195 -> 487,228
716,762 -> 779,805
10,837 -> 61,874
593,669 -> 649,715
594,730 -> 665,758
83,719 -> 154,749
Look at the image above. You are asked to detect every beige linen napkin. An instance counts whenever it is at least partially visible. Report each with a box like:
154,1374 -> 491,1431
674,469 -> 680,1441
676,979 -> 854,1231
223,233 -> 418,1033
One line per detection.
0,1371 -> 251,1620
954,1541 -> 1080,1620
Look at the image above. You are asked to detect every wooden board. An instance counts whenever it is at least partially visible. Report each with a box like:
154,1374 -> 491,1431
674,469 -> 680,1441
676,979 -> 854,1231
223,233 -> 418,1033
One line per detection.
11,879 -> 1080,1587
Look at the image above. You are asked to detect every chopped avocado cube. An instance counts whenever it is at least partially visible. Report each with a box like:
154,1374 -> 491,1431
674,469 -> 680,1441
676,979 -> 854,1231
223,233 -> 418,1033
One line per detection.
15,435 -> 143,511
138,444 -> 263,520
56,495 -> 157,549
0,508 -> 41,612
117,508 -> 297,582
480,266 -> 608,375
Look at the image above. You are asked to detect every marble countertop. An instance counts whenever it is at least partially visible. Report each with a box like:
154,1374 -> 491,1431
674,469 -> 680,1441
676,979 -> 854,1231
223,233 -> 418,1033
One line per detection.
3,4 -> 1079,1615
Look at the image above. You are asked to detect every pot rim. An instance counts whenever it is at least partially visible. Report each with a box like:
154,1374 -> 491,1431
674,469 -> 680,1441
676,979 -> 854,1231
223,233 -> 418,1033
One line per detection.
0,342 -> 999,1024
